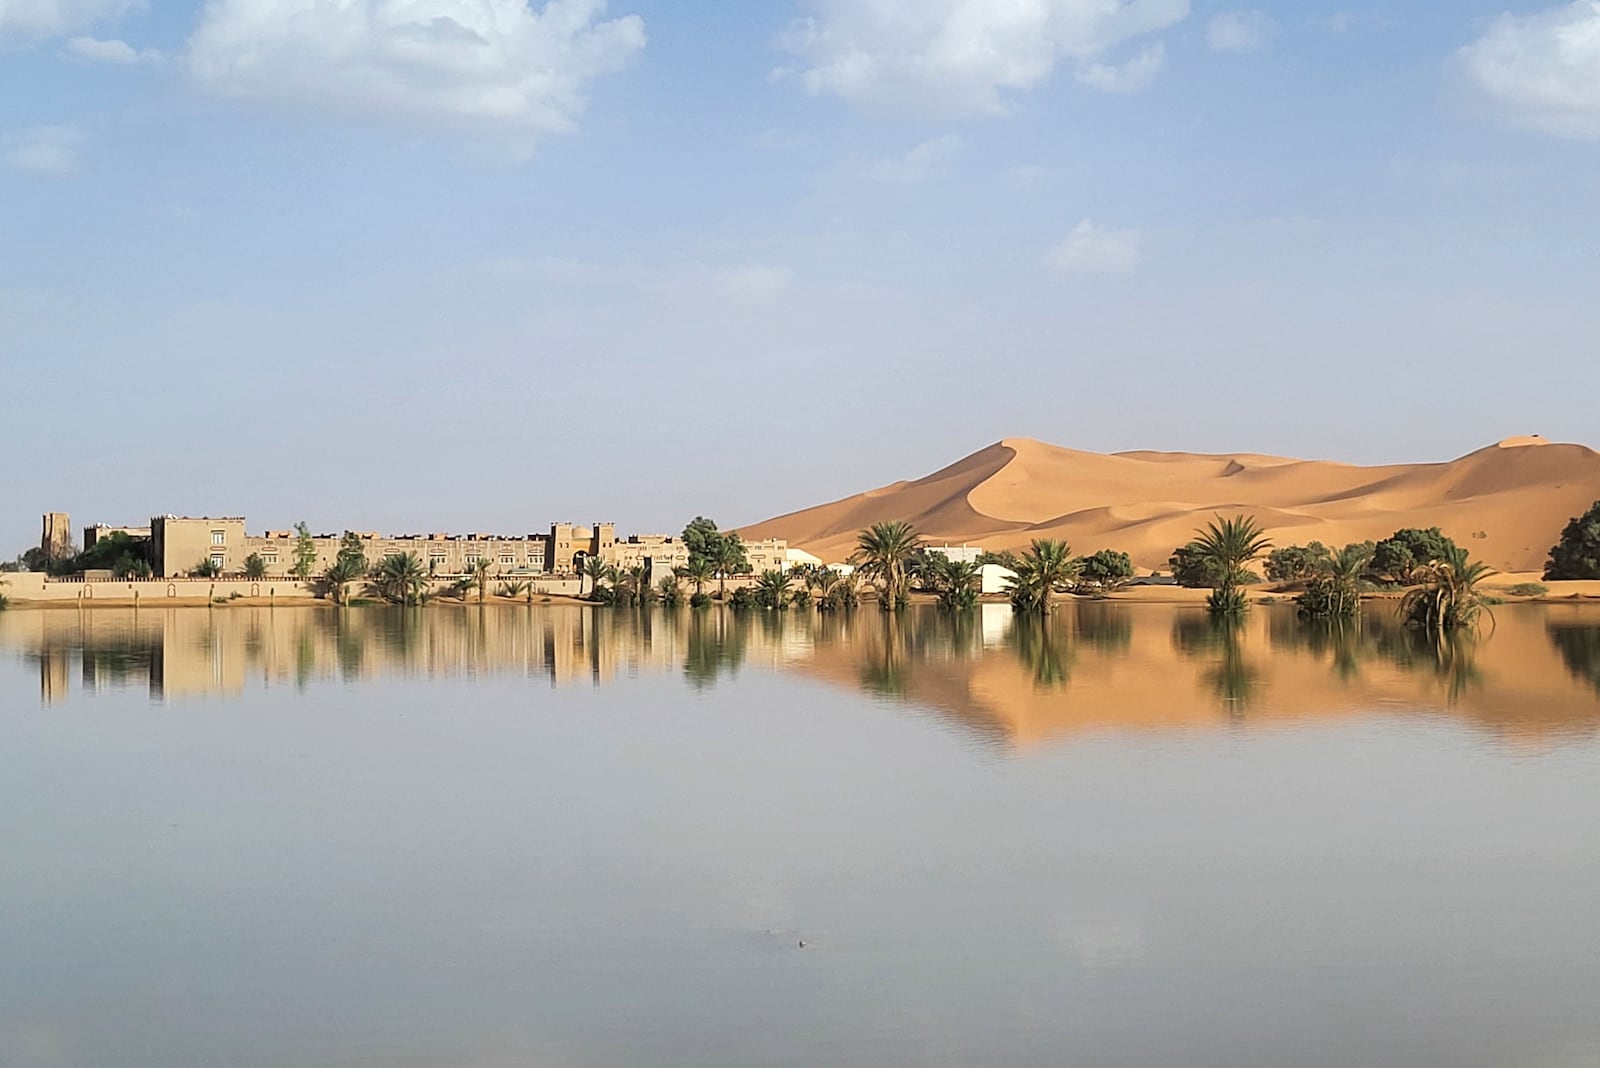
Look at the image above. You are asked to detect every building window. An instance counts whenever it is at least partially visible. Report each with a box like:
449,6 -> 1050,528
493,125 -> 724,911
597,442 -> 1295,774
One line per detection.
465,554 -> 481,566
211,531 -> 225,545
210,554 -> 225,570
262,554 -> 278,565
499,554 -> 514,565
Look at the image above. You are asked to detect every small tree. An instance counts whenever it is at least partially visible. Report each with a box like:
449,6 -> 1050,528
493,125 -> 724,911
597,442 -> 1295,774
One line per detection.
1005,539 -> 1080,613
754,568 -> 792,610
1076,549 -> 1135,595
336,532 -> 368,578
290,522 -> 318,580
1372,528 -> 1457,586
191,558 -> 222,578
1265,542 -> 1333,584
1168,543 -> 1222,589
1544,500 -> 1600,580
243,554 -> 268,580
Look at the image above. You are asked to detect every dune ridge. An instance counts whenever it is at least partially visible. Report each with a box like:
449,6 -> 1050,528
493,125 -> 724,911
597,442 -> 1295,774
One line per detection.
742,436 -> 1600,571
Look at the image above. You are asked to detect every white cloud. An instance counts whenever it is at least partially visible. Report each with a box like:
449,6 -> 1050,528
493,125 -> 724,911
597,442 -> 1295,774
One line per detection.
3,124 -> 84,175
1076,42 -> 1165,93
778,0 -> 1189,117
1045,219 -> 1142,275
864,134 -> 965,182
1460,1 -> 1600,140
716,265 -> 794,304
186,0 -> 645,150
62,34 -> 160,63
1207,10 -> 1274,52
0,0 -> 135,42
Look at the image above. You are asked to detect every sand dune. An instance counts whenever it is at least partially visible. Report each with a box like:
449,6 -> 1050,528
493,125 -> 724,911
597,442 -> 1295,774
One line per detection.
743,436 -> 1600,571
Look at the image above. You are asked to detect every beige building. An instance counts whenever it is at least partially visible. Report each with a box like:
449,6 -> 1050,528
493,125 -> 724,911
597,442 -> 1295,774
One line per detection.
141,516 -> 776,582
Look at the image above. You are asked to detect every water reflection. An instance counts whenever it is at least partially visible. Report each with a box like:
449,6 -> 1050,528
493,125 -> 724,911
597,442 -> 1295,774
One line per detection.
4,601 -> 1600,745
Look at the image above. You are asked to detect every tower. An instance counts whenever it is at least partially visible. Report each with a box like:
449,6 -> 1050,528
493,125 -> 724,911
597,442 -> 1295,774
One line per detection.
41,512 -> 72,560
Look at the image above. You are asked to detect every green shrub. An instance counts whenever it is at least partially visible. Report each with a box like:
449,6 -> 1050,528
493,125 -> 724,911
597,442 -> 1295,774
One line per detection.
1507,583 -> 1549,597
1544,500 -> 1600,580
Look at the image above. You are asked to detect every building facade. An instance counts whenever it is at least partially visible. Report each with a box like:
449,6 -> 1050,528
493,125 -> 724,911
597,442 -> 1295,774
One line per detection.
142,516 -> 786,581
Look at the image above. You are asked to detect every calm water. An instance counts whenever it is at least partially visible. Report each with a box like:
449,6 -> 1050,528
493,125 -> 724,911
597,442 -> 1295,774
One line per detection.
3,602 -> 1600,1068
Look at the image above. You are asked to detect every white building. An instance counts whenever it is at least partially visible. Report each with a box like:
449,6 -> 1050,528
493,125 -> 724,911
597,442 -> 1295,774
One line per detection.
927,544 -> 985,565
979,563 -> 1017,595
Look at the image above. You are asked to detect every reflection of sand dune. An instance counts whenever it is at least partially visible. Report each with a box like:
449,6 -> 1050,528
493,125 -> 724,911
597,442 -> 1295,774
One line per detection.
741,436 -> 1600,570
4,604 -> 1598,749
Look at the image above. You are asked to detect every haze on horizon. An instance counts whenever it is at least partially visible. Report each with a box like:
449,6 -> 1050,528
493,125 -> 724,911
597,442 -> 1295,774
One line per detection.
3,0 -> 1598,552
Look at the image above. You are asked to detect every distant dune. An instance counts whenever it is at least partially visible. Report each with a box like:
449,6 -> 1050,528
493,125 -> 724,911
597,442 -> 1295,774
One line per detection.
741,436 -> 1600,571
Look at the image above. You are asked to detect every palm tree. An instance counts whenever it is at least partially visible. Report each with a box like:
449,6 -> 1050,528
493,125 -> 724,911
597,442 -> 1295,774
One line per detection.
711,537 -> 746,601
852,520 -> 923,611
323,555 -> 366,606
1005,539 -> 1079,613
1298,542 -> 1372,620
1192,515 -> 1273,617
657,574 -> 683,607
928,556 -> 982,611
678,557 -> 712,599
471,557 -> 494,603
1400,546 -> 1495,633
583,555 -> 609,600
754,568 -> 792,610
369,552 -> 427,606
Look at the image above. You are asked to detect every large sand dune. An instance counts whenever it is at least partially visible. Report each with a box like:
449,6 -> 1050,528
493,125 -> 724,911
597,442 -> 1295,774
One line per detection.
742,436 -> 1600,571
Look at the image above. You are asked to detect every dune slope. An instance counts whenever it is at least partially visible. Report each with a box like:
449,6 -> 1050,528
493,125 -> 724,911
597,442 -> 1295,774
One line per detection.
741,436 -> 1600,571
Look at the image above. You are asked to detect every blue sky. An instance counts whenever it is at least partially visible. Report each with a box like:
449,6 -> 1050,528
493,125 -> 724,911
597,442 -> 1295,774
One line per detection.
3,0 -> 1598,550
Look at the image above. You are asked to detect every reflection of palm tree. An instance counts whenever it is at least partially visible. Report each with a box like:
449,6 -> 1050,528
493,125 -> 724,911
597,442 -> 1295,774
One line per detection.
683,609 -> 750,689
859,613 -> 911,695
1072,601 -> 1132,654
1173,614 -> 1257,713
1007,613 -> 1073,689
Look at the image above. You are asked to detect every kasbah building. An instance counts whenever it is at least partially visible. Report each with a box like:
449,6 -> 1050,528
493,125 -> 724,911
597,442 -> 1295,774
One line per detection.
126,515 -> 791,582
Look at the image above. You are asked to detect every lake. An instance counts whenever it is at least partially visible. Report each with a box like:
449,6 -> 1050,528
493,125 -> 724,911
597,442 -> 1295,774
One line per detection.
3,602 -> 1599,1067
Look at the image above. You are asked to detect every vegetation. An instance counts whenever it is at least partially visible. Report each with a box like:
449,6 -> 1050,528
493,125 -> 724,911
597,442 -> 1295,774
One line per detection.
728,586 -> 756,610
1075,549 -> 1134,595
243,553 -> 268,580
676,556 -> 713,600
1371,527 -> 1458,586
1168,542 -> 1224,589
1190,514 -> 1273,617
1002,539 -> 1080,613
368,552 -> 428,606
1507,582 -> 1549,597
753,568 -> 793,609
657,574 -> 683,607
684,517 -> 750,600
190,558 -> 223,579
583,555 -> 609,600
1296,542 -> 1374,620
322,556 -> 366,606
1265,542 -> 1333,584
499,580 -> 531,600
290,522 -> 318,580
1399,546 -> 1495,633
471,557 -> 493,604
852,520 -> 923,611
1544,500 -> 1600,580
923,555 -> 981,610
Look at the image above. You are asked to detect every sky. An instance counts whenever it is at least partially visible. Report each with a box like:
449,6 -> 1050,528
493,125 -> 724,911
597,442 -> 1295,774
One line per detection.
2,0 -> 1599,550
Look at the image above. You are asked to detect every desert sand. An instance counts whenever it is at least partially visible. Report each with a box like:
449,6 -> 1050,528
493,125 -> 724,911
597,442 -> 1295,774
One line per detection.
742,436 -> 1600,572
